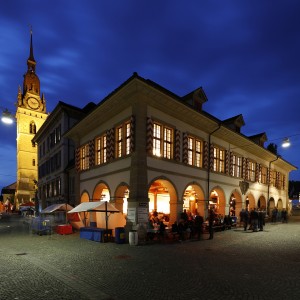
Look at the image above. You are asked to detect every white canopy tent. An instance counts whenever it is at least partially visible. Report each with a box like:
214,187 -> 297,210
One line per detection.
41,203 -> 74,225
41,203 -> 74,214
68,201 -> 120,230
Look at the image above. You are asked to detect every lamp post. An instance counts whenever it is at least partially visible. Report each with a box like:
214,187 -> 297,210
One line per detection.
1,108 -> 14,125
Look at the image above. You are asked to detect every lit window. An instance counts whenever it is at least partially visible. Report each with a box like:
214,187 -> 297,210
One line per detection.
95,134 -> 107,165
80,144 -> 89,170
213,146 -> 225,173
247,160 -> 256,182
116,121 -> 131,158
188,136 -> 203,167
232,154 -> 242,177
153,122 -> 173,159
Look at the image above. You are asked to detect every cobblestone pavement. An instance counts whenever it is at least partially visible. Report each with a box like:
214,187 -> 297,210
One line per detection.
1,213 -> 300,300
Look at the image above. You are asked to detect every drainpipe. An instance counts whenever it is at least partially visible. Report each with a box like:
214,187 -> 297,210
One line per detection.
267,155 -> 279,215
207,123 -> 222,217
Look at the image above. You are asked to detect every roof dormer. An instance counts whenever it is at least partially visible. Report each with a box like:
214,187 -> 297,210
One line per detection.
222,114 -> 245,133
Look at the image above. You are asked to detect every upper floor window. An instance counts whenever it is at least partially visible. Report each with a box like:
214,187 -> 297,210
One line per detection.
48,124 -> 61,149
270,169 -> 276,186
247,160 -> 256,182
53,177 -> 61,197
260,166 -> 267,184
95,134 -> 107,165
80,144 -> 89,170
188,136 -> 203,167
116,121 -> 131,158
232,154 -> 242,178
153,122 -> 173,159
30,122 -> 36,134
277,172 -> 284,190
213,146 -> 225,173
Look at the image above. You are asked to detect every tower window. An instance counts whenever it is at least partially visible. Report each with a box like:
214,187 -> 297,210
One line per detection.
30,122 -> 36,134
32,159 -> 36,166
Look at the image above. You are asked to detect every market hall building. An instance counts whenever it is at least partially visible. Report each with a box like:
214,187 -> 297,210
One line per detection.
62,72 -> 296,230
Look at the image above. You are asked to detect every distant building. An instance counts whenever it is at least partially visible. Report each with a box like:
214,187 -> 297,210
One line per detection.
32,101 -> 96,210
63,73 -> 296,230
0,182 -> 16,212
15,31 -> 48,203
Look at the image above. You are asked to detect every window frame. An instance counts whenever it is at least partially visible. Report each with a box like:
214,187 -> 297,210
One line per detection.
95,133 -> 107,165
212,145 -> 225,173
153,122 -> 174,159
187,136 -> 203,167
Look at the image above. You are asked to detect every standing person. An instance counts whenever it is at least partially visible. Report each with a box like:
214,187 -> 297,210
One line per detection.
243,208 -> 249,231
271,207 -> 277,223
208,208 -> 215,240
194,213 -> 204,240
250,208 -> 259,232
180,209 -> 188,223
258,209 -> 264,231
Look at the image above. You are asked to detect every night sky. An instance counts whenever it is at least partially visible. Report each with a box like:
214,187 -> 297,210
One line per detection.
1,0 -> 300,189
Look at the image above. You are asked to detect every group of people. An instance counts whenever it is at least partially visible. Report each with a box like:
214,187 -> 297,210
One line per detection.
170,209 -> 205,241
147,206 -> 288,243
240,208 -> 266,232
271,207 -> 288,223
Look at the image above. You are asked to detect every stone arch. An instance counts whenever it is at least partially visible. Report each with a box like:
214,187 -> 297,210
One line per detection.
277,198 -> 283,210
257,195 -> 267,210
245,193 -> 255,210
229,189 -> 242,217
80,190 -> 90,203
268,197 -> 275,216
148,177 -> 178,225
114,182 -> 130,213
92,181 -> 111,202
182,182 -> 205,218
209,186 -> 226,217
79,191 -> 90,226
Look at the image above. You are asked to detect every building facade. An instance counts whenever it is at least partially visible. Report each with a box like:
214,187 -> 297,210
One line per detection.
64,73 -> 296,230
32,101 -> 96,210
15,31 -> 47,204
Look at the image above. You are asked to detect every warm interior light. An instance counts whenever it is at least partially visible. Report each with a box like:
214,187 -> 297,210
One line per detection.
1,109 -> 14,125
282,138 -> 290,148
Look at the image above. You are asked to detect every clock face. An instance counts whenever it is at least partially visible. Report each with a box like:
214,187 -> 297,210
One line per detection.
27,97 -> 40,110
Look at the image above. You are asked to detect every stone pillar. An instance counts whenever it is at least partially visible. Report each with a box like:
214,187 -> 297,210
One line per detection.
125,99 -> 149,242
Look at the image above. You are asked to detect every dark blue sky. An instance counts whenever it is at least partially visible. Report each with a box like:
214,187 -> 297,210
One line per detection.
1,0 -> 300,189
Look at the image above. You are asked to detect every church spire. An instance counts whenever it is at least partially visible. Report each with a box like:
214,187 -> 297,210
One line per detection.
22,27 -> 40,97
27,26 -> 36,72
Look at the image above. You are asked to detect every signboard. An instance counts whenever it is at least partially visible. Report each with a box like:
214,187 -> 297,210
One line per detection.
127,208 -> 136,223
137,207 -> 149,223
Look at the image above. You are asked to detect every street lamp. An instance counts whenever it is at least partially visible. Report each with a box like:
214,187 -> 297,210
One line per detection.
1,108 -> 14,125
281,138 -> 291,148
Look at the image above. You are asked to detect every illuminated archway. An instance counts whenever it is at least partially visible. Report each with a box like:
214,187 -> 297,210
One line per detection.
209,186 -> 226,217
268,197 -> 275,216
92,181 -> 110,202
257,195 -> 267,210
148,178 -> 177,224
79,191 -> 90,226
183,183 -> 205,217
229,189 -> 242,217
245,193 -> 255,210
277,199 -> 283,210
114,182 -> 130,213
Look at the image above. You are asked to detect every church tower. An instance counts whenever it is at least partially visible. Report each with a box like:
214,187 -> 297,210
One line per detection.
15,30 -> 48,203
